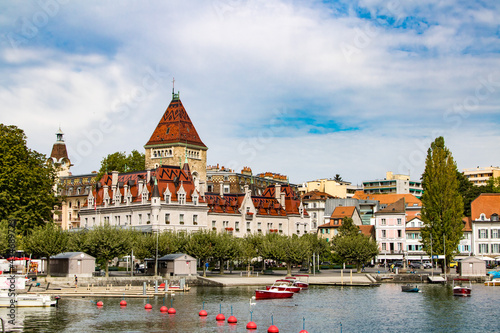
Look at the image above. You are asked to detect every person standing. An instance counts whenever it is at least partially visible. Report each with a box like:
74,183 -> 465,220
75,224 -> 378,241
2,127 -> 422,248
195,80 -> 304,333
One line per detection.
74,275 -> 78,288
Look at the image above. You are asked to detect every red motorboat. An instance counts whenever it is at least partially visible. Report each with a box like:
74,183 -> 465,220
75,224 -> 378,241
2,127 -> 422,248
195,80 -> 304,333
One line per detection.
291,274 -> 309,289
453,278 -> 472,297
265,280 -> 301,293
255,288 -> 294,300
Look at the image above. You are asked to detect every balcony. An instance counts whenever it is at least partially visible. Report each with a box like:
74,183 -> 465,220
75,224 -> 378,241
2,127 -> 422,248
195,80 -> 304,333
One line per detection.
245,212 -> 254,220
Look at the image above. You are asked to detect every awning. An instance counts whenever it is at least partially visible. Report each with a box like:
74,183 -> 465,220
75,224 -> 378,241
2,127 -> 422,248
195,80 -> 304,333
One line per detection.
477,256 -> 495,261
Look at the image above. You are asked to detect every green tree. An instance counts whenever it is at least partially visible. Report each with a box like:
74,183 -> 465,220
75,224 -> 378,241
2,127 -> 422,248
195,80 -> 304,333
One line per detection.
456,171 -> 482,217
331,217 -> 378,272
96,150 -> 145,180
261,234 -> 309,276
240,233 -> 264,274
0,125 -> 60,235
484,176 -> 500,193
22,223 -> 68,277
420,137 -> 464,273
84,224 -> 132,277
212,232 -> 241,275
301,233 -> 330,273
333,174 -> 343,182
185,230 -> 217,277
0,221 -> 9,255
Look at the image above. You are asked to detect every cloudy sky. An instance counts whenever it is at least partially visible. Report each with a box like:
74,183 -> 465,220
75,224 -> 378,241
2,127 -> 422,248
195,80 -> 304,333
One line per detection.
1,0 -> 499,185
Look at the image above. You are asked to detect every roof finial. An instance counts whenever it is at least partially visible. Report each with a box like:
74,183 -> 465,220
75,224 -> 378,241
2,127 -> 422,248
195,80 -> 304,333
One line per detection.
172,77 -> 175,96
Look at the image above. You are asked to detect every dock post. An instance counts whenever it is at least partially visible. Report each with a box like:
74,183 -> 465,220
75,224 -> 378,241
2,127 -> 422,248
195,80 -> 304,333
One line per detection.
341,270 -> 343,285
155,280 -> 158,293
143,282 -> 146,295
350,270 -> 352,285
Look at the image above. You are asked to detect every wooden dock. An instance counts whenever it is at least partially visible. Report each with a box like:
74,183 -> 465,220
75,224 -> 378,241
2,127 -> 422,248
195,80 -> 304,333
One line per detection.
428,276 -> 446,283
28,283 -> 190,298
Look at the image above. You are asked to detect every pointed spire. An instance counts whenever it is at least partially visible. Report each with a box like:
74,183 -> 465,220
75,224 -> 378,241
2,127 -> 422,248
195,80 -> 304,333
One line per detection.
152,178 -> 160,198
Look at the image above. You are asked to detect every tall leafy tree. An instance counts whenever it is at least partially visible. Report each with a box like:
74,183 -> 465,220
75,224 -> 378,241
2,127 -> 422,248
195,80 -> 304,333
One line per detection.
0,125 -> 60,235
333,174 -> 343,182
240,233 -> 264,273
420,137 -> 464,273
261,233 -> 309,276
212,232 -> 241,275
185,230 -> 217,277
331,217 -> 378,272
22,223 -> 69,277
84,224 -> 133,277
300,233 -> 330,273
96,150 -> 145,180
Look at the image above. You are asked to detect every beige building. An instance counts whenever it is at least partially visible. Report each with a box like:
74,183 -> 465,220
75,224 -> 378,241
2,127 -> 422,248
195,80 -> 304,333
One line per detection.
144,92 -> 208,185
362,171 -> 423,198
463,166 -> 500,186
299,179 -> 359,199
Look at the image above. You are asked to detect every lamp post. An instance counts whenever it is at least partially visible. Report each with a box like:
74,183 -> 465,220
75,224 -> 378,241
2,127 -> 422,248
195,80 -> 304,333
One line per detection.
155,229 -> 159,277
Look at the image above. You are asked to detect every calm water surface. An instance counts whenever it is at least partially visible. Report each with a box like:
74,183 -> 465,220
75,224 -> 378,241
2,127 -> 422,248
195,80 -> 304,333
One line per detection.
1,283 -> 499,332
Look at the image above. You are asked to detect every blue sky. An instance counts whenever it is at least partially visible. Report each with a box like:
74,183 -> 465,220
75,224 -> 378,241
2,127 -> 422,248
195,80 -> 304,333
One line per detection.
1,0 -> 499,185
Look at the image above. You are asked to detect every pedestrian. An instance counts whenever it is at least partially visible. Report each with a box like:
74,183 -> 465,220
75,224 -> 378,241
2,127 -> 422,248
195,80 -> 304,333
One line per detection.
362,264 -> 365,272
74,275 -> 78,288
135,263 -> 139,274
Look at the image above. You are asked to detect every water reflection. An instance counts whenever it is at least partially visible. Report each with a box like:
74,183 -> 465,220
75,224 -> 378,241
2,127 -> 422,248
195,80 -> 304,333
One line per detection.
0,284 -> 498,332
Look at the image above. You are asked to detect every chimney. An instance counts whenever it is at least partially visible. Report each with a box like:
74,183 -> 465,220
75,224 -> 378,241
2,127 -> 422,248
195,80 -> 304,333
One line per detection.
112,171 -> 119,187
199,181 -> 205,199
147,169 -> 151,183
275,184 -> 281,200
219,181 -> 224,198
280,192 -> 286,208
244,184 -> 249,194
138,180 -> 143,196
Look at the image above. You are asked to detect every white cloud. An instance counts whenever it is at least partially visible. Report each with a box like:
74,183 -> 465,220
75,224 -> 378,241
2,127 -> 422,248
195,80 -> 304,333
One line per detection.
0,0 -> 498,185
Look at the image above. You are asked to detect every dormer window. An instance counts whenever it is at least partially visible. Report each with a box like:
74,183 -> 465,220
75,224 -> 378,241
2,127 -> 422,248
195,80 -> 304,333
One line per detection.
491,213 -> 499,222
142,191 -> 148,204
193,195 -> 198,206
178,193 -> 185,205
165,194 -> 170,204
480,213 -> 486,221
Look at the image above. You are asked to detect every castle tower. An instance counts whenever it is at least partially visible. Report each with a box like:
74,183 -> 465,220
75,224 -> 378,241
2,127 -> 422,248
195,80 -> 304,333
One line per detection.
49,127 -> 71,177
144,92 -> 208,183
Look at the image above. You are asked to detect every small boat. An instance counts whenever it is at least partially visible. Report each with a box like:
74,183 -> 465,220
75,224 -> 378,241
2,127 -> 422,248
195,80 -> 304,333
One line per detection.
255,288 -> 294,300
485,279 -> 500,286
401,284 -> 420,293
291,274 -> 309,289
0,292 -> 58,307
453,278 -> 472,297
265,280 -> 301,293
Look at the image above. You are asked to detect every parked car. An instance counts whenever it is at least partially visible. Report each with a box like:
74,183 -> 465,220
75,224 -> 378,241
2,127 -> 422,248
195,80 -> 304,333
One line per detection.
423,262 -> 432,269
449,260 -> 458,268
409,262 -> 422,269
393,261 -> 404,268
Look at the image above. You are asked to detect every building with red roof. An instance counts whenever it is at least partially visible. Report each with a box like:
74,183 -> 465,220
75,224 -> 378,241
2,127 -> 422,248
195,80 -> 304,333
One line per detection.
470,193 -> 500,257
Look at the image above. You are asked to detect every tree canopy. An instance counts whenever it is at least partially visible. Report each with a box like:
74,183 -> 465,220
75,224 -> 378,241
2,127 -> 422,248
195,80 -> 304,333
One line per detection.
22,222 -> 68,277
96,150 -> 145,180
0,125 -> 60,235
331,217 -> 378,272
420,137 -> 464,273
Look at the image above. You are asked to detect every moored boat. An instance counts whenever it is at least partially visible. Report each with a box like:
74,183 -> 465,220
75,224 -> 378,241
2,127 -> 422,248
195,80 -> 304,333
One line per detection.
452,279 -> 472,296
255,288 -> 294,300
0,292 -> 58,307
291,274 -> 309,289
401,284 -> 420,293
265,280 -> 301,293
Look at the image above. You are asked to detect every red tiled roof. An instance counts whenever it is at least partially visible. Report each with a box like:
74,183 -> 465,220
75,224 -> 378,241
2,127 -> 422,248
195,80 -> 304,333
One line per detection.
471,193 -> 500,220
359,225 -> 374,238
376,198 -> 406,214
331,206 -> 356,219
301,190 -> 336,201
50,143 -> 68,161
145,98 -> 207,148
262,184 -> 307,216
92,164 -> 201,207
353,192 -> 421,207
462,216 -> 472,232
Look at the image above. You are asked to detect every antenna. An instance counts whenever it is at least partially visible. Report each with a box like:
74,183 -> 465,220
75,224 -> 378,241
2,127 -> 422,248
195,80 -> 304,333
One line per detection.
172,77 -> 175,96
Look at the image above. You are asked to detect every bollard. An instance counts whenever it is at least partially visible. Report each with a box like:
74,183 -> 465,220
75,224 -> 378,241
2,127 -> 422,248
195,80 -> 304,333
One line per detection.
143,282 -> 147,295
350,270 -> 352,285
155,280 -> 158,294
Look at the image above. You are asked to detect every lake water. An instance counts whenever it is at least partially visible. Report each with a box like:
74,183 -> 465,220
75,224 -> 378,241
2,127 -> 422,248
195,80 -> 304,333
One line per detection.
1,283 -> 499,332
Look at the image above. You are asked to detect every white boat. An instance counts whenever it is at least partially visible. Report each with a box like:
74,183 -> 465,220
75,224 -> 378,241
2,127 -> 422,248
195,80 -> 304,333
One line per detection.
0,292 -> 58,307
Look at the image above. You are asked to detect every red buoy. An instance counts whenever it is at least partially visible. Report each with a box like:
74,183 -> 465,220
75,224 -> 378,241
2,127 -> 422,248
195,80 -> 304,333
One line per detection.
246,321 -> 257,330
228,315 -> 237,324
268,324 -> 279,333
167,307 -> 176,314
216,313 -> 225,321
145,303 -> 152,310
160,306 -> 168,313
199,309 -> 208,316
299,330 -> 309,333
96,301 -> 103,307
120,300 -> 127,307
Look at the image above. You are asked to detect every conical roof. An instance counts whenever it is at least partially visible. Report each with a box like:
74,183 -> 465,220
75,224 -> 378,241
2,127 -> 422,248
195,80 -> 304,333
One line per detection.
145,96 -> 207,149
